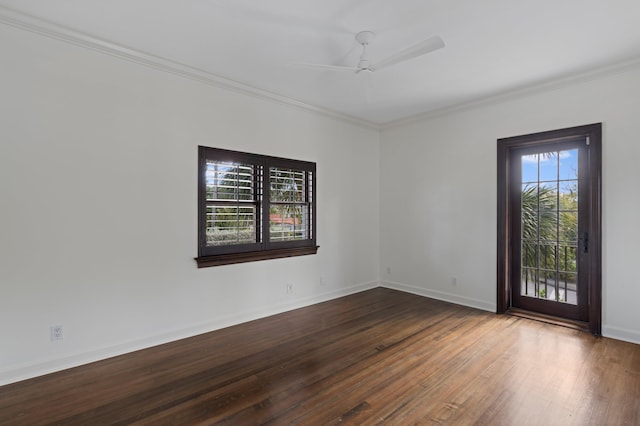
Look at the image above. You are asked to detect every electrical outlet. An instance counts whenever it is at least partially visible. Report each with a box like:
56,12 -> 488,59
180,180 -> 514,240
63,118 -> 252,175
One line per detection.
320,276 -> 325,286
451,277 -> 458,286
286,283 -> 293,294
386,266 -> 392,274
50,325 -> 63,341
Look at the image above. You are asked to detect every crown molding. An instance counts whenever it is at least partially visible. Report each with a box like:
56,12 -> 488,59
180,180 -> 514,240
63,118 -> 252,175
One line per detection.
0,5 -> 380,131
382,56 -> 640,130
4,4 -> 639,133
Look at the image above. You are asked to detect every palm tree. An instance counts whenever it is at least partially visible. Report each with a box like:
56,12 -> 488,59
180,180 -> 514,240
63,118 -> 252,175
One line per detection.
521,184 -> 557,294
270,168 -> 305,241
520,151 -> 579,300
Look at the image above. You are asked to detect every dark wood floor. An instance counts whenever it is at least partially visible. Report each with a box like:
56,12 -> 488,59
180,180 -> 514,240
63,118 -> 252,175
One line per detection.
1,288 -> 639,425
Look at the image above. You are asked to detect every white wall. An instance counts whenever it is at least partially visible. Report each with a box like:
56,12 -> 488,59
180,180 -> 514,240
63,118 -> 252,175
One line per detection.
380,64 -> 640,344
0,23 -> 381,385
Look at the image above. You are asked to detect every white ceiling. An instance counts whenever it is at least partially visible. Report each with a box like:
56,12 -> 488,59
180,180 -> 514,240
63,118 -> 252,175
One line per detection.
2,0 -> 640,125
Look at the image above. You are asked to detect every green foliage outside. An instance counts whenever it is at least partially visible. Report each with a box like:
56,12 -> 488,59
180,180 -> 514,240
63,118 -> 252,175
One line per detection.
206,164 -> 307,244
269,168 -> 305,241
206,163 -> 256,245
521,182 -> 578,299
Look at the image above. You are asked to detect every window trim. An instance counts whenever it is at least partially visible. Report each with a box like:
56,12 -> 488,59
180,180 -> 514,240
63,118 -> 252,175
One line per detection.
196,146 -> 318,268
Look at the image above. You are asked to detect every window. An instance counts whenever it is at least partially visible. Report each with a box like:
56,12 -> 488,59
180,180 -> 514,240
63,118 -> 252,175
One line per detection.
196,146 -> 317,267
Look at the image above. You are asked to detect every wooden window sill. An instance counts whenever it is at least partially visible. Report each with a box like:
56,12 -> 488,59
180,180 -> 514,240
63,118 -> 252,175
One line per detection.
196,245 -> 319,268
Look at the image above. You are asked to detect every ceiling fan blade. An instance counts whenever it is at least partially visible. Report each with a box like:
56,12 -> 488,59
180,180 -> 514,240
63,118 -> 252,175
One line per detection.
292,63 -> 358,73
371,35 -> 444,72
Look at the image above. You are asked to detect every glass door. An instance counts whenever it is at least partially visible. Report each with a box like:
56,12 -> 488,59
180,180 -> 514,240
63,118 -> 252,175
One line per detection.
509,139 -> 589,321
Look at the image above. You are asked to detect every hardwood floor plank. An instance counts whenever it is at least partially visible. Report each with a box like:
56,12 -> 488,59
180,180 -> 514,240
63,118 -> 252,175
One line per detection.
0,288 -> 638,425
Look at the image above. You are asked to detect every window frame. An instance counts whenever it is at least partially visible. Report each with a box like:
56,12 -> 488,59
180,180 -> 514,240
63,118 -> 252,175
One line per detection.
196,146 -> 318,268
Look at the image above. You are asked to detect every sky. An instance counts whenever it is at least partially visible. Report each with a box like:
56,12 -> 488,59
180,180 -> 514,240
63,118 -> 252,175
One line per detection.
521,149 -> 578,187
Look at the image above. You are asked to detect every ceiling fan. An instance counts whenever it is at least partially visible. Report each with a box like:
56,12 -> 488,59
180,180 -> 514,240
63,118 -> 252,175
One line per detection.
297,31 -> 445,73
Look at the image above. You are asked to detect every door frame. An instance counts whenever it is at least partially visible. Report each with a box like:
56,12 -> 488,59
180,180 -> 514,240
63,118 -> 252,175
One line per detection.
497,123 -> 602,334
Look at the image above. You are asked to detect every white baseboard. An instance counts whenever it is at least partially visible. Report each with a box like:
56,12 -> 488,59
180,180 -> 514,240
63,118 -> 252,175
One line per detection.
602,325 -> 640,345
381,280 -> 496,312
383,282 -> 640,346
0,281 -> 379,386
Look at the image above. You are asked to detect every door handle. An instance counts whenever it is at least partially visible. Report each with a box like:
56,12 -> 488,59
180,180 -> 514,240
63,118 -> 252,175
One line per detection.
583,232 -> 589,253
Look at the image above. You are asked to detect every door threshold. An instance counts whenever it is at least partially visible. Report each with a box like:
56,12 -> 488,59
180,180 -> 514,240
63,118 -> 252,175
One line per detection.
507,308 -> 590,333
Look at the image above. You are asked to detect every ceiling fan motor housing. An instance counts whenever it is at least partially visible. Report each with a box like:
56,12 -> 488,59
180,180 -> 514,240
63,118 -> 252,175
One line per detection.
355,31 -> 375,45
